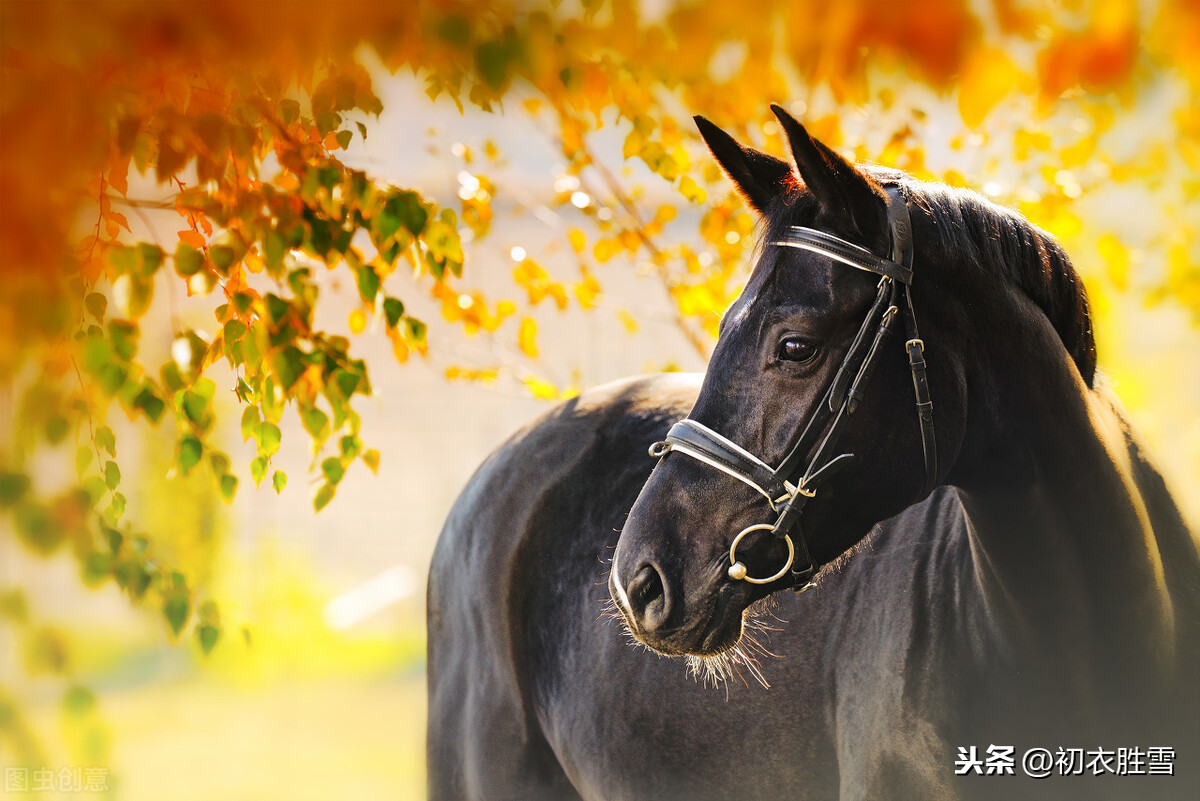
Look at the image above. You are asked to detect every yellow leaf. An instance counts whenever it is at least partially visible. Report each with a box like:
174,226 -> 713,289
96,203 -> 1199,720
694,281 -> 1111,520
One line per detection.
574,268 -> 601,309
349,308 -> 368,334
1097,233 -> 1129,290
522,376 -> 559,400
617,309 -> 639,333
958,48 -> 1022,128
568,227 -> 587,254
244,248 -> 264,274
518,316 -> 538,358
593,239 -> 617,263
679,176 -> 707,204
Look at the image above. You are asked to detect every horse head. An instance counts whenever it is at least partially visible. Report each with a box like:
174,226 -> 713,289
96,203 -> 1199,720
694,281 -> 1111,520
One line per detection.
610,106 -> 970,656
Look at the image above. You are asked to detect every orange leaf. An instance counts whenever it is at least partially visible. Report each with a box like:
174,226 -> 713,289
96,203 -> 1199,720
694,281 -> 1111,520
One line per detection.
178,230 -> 206,248
107,210 -> 131,233
959,48 -> 1022,129
108,153 -> 131,196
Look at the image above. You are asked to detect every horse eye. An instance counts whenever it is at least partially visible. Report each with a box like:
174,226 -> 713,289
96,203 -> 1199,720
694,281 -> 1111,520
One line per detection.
777,336 -> 818,363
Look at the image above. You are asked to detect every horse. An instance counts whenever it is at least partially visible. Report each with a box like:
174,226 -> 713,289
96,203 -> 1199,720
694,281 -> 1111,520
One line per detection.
426,106 -> 1200,800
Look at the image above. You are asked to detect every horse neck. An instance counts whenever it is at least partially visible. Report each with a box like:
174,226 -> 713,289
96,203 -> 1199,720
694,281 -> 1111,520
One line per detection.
946,285 -> 1178,686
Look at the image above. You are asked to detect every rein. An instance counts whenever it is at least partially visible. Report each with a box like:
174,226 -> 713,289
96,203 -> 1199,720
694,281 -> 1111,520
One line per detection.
647,187 -> 937,591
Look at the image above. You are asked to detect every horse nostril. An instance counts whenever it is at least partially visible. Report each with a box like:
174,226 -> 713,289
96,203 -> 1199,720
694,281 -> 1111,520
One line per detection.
627,563 -> 668,629
631,564 -> 663,605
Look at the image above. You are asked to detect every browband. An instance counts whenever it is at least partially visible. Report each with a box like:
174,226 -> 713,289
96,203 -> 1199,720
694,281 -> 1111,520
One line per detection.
772,227 -> 913,285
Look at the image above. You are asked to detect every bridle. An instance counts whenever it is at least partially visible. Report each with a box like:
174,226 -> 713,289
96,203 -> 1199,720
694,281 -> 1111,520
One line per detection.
647,186 -> 937,591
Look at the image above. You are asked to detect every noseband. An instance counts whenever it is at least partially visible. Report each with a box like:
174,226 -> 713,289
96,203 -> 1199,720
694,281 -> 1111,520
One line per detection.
648,187 -> 937,591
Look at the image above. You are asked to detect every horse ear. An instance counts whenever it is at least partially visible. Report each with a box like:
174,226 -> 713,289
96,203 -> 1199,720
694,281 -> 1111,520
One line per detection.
769,104 -> 886,243
694,115 -> 792,216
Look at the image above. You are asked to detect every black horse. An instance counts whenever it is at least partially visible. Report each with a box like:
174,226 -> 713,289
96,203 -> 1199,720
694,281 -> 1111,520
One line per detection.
427,107 -> 1199,800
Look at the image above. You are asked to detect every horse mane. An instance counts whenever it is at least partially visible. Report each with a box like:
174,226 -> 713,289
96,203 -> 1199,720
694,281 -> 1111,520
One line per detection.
894,175 -> 1098,388
763,169 -> 1098,388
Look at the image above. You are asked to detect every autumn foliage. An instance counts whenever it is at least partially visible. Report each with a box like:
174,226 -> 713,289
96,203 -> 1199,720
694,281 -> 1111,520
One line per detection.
0,0 -> 1198,749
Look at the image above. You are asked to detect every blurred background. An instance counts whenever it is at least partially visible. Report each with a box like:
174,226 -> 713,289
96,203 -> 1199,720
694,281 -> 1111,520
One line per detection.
1,1 -> 1197,799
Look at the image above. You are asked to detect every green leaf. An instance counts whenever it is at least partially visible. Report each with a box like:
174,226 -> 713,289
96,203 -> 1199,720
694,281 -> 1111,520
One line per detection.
108,245 -> 139,275
96,426 -> 116,455
115,560 -> 150,598
16,502 -> 62,554
76,446 -> 93,476
197,623 -> 220,654
181,390 -> 208,425
403,317 -> 427,345
269,346 -> 306,390
64,685 -> 97,717
339,435 -> 361,460
476,41 -> 510,91
313,483 -> 336,512
334,369 -> 360,398
175,244 -> 204,276
240,405 -> 262,441
280,99 -> 300,126
437,14 -> 471,46
321,457 -> 345,485
272,470 -> 287,494
192,377 -> 216,401
383,297 -> 404,328
138,243 -> 163,275
233,292 -> 255,317
160,361 -> 185,392
198,599 -> 220,623
83,552 -> 112,587
105,491 -> 126,525
103,460 -> 121,490
316,111 -> 342,136
181,386 -> 210,419
356,121 -> 368,140
210,245 -> 237,272
250,457 -> 267,485
85,292 -> 107,319
223,319 -> 247,343
219,473 -> 237,502
108,320 -> 138,361
302,407 -> 330,442
163,591 -> 190,636
45,416 -> 69,444
355,264 -> 380,304
264,229 -> 286,271
133,385 -> 166,423
256,422 -> 282,457
0,472 -> 31,503
209,451 -> 231,477
98,363 -> 128,396
392,192 -> 428,236
82,476 -> 107,503
336,129 -> 353,150
179,435 -> 203,474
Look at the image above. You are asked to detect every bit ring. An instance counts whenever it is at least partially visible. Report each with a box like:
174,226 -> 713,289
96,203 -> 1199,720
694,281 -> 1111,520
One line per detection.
727,523 -> 795,584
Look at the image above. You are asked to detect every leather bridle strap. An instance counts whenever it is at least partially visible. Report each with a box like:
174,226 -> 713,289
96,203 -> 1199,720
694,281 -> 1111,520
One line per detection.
648,186 -> 937,590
